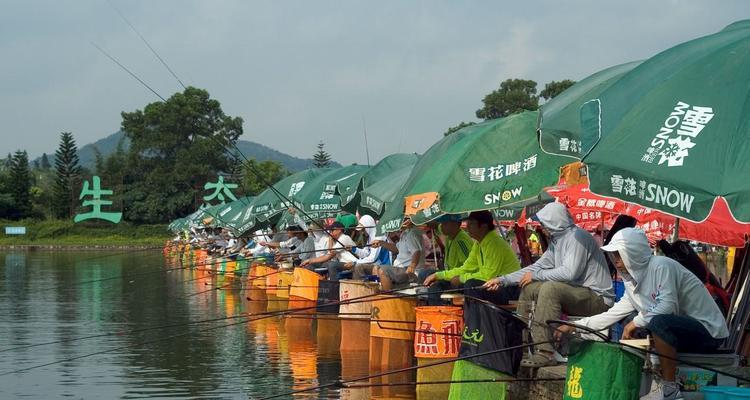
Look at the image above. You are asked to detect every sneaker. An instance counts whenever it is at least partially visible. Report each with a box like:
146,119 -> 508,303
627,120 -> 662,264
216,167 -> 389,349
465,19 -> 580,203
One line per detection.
662,381 -> 683,400
520,352 -> 558,368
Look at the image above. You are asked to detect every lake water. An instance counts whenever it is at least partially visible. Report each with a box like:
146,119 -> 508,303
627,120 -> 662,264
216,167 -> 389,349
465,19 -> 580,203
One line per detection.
0,250 -> 415,399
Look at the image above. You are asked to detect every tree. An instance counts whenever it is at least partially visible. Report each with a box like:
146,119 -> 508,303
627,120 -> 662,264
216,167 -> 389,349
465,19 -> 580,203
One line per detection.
313,141 -> 332,168
8,150 -> 31,218
40,153 -> 51,169
444,121 -> 476,136
540,79 -> 576,101
242,159 -> 288,196
121,87 -> 243,223
52,132 -> 82,219
476,79 -> 539,120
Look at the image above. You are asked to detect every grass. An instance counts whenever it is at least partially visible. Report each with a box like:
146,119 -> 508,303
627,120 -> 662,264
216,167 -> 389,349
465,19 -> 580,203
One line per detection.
0,219 -> 170,247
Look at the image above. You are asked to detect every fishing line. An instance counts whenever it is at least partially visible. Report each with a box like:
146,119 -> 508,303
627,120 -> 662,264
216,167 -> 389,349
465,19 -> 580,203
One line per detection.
0,282 -> 466,356
257,340 -> 553,400
342,377 -> 566,388
106,0 -> 187,90
462,293 -> 750,384
91,42 -> 166,101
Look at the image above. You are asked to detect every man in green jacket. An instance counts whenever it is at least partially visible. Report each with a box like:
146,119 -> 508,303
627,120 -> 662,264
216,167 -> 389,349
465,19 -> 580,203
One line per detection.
422,214 -> 474,305
424,211 -> 520,305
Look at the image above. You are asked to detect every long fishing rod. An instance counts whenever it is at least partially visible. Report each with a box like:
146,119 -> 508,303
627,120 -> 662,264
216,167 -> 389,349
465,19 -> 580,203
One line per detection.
257,340 -> 552,400
463,294 -> 750,384
548,319 -> 750,384
106,0 -> 187,90
91,42 -> 166,101
0,282 -> 466,356
343,377 -> 565,389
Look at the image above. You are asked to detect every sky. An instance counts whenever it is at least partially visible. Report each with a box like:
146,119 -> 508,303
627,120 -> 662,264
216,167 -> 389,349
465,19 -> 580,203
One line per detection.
0,0 -> 747,165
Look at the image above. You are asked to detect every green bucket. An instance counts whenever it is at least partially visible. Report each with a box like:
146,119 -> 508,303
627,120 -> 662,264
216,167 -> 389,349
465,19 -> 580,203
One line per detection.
563,341 -> 644,400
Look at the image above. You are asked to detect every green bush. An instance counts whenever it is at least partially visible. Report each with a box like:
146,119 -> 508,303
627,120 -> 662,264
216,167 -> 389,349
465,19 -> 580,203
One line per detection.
0,219 -> 169,246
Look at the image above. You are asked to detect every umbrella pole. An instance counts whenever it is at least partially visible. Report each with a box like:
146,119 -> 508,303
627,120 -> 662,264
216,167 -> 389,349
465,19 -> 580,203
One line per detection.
672,217 -> 681,242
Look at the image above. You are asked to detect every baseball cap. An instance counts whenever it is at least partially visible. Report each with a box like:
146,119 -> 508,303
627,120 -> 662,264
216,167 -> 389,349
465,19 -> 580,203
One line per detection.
326,221 -> 345,230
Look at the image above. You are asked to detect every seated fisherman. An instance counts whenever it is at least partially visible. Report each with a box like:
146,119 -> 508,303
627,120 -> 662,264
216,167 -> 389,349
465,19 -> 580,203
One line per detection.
299,221 -> 358,278
355,217 -> 424,290
421,214 -> 473,304
556,228 -> 729,400
341,215 -> 389,269
263,225 -> 314,265
483,202 -> 614,367
424,211 -> 519,305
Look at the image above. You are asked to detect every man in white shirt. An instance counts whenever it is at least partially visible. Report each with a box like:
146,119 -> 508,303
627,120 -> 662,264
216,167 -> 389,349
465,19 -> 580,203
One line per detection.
370,218 -> 424,290
300,221 -> 358,280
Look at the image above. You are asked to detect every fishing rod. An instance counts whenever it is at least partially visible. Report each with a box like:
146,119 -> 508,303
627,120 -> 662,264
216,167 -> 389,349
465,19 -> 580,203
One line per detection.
91,42 -> 166,101
548,319 -> 750,384
342,377 -> 566,389
463,294 -> 750,384
106,0 -> 187,90
0,282 -> 466,356
257,340 -> 553,400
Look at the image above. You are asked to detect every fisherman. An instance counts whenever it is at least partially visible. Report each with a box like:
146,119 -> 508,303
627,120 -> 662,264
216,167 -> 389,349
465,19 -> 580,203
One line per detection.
421,214 -> 474,305
262,225 -> 314,264
483,202 -> 614,367
556,228 -> 729,400
299,221 -> 358,279
356,217 -> 424,290
424,211 -> 519,305
341,215 -> 390,269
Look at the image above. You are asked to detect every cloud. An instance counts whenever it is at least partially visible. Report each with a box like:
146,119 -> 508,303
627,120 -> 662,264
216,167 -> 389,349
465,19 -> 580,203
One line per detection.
0,0 -> 746,165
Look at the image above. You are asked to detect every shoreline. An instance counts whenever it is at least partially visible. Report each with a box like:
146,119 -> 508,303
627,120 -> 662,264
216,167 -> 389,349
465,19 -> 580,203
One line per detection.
0,244 -> 162,251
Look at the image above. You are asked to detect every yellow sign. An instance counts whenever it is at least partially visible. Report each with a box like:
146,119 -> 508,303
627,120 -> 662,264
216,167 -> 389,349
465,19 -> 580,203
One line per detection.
567,365 -> 584,398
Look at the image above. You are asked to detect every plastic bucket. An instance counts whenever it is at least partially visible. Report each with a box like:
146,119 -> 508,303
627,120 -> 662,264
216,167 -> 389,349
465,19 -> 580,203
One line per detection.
414,306 -> 463,359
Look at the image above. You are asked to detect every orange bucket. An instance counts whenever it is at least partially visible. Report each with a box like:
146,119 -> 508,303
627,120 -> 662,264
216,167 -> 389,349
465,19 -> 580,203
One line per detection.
414,306 -> 463,359
339,280 -> 378,319
275,271 -> 294,299
289,268 -> 321,301
370,295 -> 416,341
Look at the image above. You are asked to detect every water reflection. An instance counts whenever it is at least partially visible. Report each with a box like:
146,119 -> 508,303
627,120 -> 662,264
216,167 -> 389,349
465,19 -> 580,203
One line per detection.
0,251 -> 415,399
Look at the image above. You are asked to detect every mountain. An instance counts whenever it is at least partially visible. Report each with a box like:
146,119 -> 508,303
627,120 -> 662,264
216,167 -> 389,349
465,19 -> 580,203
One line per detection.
33,131 -> 339,172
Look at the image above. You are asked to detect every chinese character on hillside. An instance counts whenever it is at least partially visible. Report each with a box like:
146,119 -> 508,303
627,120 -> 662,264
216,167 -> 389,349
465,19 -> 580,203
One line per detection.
203,176 -> 238,205
73,176 -> 122,224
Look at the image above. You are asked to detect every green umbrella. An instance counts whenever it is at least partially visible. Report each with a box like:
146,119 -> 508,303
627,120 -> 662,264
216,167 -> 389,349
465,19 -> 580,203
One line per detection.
404,110 -> 570,225
291,164 -> 370,218
360,161 -> 418,217
538,61 -> 641,159
190,203 -> 225,227
210,196 -> 255,234
376,124 -> 479,235
251,168 -> 333,224
329,153 -> 419,210
581,20 -> 750,222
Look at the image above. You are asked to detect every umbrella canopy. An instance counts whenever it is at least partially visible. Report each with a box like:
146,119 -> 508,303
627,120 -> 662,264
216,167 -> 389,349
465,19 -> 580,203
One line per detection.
538,61 -> 641,159
251,168 -> 333,225
376,127 -> 474,235
403,110 -> 570,225
209,196 -> 255,235
331,153 -> 419,211
551,183 -> 749,247
291,164 -> 370,218
359,161 -> 417,217
191,204 -> 225,226
581,20 -> 750,223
